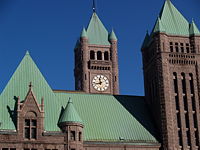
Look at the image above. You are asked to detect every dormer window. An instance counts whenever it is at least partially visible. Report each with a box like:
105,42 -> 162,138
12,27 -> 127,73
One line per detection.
24,119 -> 37,139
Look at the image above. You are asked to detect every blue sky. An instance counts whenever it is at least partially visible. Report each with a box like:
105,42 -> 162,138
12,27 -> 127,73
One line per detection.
0,0 -> 199,96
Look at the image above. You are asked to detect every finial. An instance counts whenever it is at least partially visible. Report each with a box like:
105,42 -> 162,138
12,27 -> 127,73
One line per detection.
192,18 -> 194,23
26,50 -> 30,55
92,0 -> 96,13
68,97 -> 72,103
29,82 -> 33,89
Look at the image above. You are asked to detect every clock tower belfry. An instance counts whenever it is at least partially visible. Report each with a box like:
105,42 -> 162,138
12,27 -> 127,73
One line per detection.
74,11 -> 119,95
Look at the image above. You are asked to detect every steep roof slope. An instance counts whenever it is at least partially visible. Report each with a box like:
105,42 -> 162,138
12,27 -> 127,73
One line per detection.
55,92 -> 158,143
86,12 -> 110,45
0,52 -> 61,131
0,53 -> 158,144
157,0 -> 189,35
59,98 -> 83,124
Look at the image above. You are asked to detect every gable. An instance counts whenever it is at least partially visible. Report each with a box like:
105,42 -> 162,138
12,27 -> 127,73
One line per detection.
0,52 -> 61,131
0,52 -> 158,144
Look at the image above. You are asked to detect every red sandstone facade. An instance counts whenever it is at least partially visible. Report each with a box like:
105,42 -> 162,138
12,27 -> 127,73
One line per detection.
74,36 -> 119,95
142,32 -> 200,150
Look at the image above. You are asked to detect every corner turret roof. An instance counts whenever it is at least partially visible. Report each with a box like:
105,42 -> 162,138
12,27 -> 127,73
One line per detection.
81,27 -> 88,38
109,29 -> 118,41
141,31 -> 150,49
153,17 -> 165,33
59,98 -> 83,124
189,20 -> 200,36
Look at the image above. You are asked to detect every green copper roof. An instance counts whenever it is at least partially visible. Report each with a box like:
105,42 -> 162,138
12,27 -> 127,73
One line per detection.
158,0 -> 189,35
55,93 -> 158,142
59,98 -> 83,124
109,29 -> 117,41
81,27 -> 88,38
189,20 -> 200,36
153,17 -> 165,33
141,31 -> 150,49
86,12 -> 110,45
0,52 -> 61,131
0,53 -> 158,144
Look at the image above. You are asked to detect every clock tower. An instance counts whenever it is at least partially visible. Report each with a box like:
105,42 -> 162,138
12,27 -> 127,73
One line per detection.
74,11 -> 119,95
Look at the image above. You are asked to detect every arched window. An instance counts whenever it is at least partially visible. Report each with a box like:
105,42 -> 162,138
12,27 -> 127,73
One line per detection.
97,51 -> 102,60
90,51 -> 95,60
104,51 -> 109,60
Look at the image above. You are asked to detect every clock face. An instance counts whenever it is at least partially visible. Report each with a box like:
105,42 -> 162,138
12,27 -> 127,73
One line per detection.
92,75 -> 109,91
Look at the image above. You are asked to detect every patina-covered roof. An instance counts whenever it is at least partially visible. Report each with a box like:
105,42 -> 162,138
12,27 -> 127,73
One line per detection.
86,12 -> 110,45
59,98 -> 83,124
109,29 -> 118,41
157,0 -> 189,36
189,20 -> 200,36
0,52 -> 158,144
81,27 -> 88,38
0,51 -> 61,131
153,17 -> 165,33
142,0 -> 200,49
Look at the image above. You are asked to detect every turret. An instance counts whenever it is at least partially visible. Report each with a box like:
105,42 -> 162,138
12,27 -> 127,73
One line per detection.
59,98 -> 84,150
109,29 -> 119,94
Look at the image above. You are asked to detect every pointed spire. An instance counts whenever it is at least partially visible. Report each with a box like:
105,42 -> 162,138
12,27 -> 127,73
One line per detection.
153,17 -> 165,33
109,29 -> 117,41
157,0 -> 189,35
92,0 -> 96,13
29,82 -> 33,90
141,31 -> 150,49
80,27 -> 88,38
26,50 -> 30,55
86,13 -> 110,45
59,98 -> 83,124
189,19 -> 200,36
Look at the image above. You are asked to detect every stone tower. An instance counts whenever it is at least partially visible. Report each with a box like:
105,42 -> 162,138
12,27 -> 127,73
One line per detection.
74,11 -> 119,95
142,0 -> 200,149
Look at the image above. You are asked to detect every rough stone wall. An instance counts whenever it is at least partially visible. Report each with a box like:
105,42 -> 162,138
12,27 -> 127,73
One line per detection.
142,32 -> 200,150
74,37 -> 119,95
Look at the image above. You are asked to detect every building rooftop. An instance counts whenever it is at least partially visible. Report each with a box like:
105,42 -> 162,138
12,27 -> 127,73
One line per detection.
0,52 -> 158,144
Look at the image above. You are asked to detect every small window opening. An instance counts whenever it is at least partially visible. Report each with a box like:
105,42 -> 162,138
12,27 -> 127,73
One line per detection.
79,132 -> 82,141
104,51 -> 109,60
70,131 -> 76,141
186,130 -> 191,146
178,130 -> 183,146
97,51 -> 102,60
175,43 -> 179,52
180,43 -> 184,53
186,43 -> 190,53
177,112 -> 181,128
170,42 -> 173,52
90,51 -> 95,60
